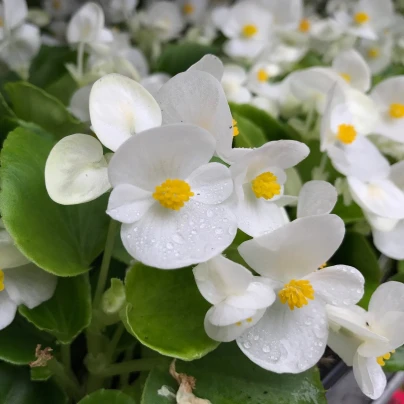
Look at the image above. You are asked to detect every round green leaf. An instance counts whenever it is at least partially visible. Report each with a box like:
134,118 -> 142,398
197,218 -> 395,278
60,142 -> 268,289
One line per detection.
141,343 -> 326,404
19,275 -> 92,344
124,263 -> 219,360
232,112 -> 267,148
79,390 -> 136,404
0,128 -> 110,276
0,362 -> 67,404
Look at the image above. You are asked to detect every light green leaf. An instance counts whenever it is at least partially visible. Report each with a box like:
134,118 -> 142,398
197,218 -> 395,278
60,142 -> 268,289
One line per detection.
232,112 -> 267,148
141,343 -> 326,404
332,231 -> 381,309
0,362 -> 67,404
79,389 -> 136,404
384,346 -> 404,372
332,197 -> 365,224
19,275 -> 92,344
124,263 -> 219,360
0,128 -> 110,276
5,81 -> 86,139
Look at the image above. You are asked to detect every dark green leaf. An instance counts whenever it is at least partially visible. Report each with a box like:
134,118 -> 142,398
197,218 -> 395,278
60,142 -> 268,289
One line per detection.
232,112 -> 267,148
384,346 -> 404,372
78,389 -> 136,404
45,74 -> 78,106
142,343 -> 326,404
124,262 -> 219,360
223,230 -> 252,269
332,197 -> 365,224
0,128 -> 110,276
19,275 -> 91,344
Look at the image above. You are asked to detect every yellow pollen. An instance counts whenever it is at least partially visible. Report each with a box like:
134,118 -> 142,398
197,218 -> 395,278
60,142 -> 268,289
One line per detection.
0,270 -> 4,292
246,317 -> 253,323
257,69 -> 269,82
299,18 -> 311,32
354,12 -> 369,25
251,171 -> 281,200
242,24 -> 258,38
182,3 -> 194,15
232,118 -> 239,137
376,350 -> 395,366
389,103 -> 404,119
340,73 -> 351,83
368,48 -> 379,59
52,0 -> 62,10
153,179 -> 194,211
337,124 -> 357,144
236,321 -> 242,326
279,279 -> 315,311
319,262 -> 327,269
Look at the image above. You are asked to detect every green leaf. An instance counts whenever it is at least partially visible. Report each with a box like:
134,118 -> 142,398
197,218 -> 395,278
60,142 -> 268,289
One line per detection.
384,346 -> 404,372
0,315 -> 53,365
230,103 -> 300,141
141,343 -> 326,404
5,81 -> 86,139
332,197 -> 365,224
0,362 -> 67,404
155,43 -> 219,76
79,390 -> 136,404
332,231 -> 381,309
31,367 -> 52,381
232,112 -> 267,148
124,262 -> 219,360
0,128 -> 110,276
19,275 -> 91,344
398,261 -> 404,274
223,230 -> 252,269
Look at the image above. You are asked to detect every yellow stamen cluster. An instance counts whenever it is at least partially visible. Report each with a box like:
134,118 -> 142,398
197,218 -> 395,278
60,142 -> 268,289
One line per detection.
232,119 -> 239,137
340,73 -> 351,83
279,279 -> 315,310
153,179 -> 194,210
354,12 -> 369,25
257,68 -> 269,82
242,24 -> 258,38
251,172 -> 281,200
337,124 -> 357,144
377,350 -> 395,366
0,270 -> 4,292
368,48 -> 379,59
299,18 -> 311,32
182,3 -> 194,15
236,317 -> 253,326
389,103 -> 404,119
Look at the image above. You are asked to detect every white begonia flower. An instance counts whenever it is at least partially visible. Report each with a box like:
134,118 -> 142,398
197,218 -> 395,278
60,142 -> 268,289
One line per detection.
143,1 -> 184,42
45,134 -> 111,205
0,0 -> 41,77
0,222 -> 57,330
220,1 -> 272,59
333,0 -> 394,40
140,73 -> 170,98
237,214 -> 364,373
193,255 -> 276,342
177,0 -> 208,24
188,54 -> 224,81
156,70 -> 247,165
69,84 -> 92,122
89,73 -> 162,152
66,2 -> 113,46
327,281 -> 404,399
230,140 -> 310,237
43,0 -> 76,20
100,0 -> 138,24
256,0 -> 302,31
250,96 -> 279,118
331,49 -> 371,93
221,64 -> 251,104
107,124 -> 237,270
371,76 -> 404,144
246,62 -> 283,100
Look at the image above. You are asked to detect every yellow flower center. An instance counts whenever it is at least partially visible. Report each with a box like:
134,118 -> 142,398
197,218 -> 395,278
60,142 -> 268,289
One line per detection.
52,0 -> 62,10
337,124 -> 357,144
299,18 -> 311,32
256,68 -> 269,82
377,350 -> 395,366
354,12 -> 369,25
153,179 -> 194,211
279,279 -> 315,310
182,3 -> 194,15
0,17 -> 3,27
242,24 -> 258,38
368,48 -> 379,59
0,270 -> 4,292
389,103 -> 404,119
340,73 -> 351,83
251,171 -> 281,200
236,317 -> 253,326
232,118 -> 239,137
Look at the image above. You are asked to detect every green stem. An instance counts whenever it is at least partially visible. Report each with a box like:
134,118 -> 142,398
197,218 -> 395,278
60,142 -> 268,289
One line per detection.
94,358 -> 168,378
61,344 -> 71,371
77,41 -> 85,82
93,219 -> 118,308
48,358 -> 82,402
119,345 -> 136,389
107,323 -> 125,362
318,152 -> 329,173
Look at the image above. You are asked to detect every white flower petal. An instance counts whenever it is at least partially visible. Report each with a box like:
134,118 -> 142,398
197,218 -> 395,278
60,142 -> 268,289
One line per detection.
327,329 -> 360,367
0,291 -> 17,331
368,281 -> 404,318
69,85 -> 92,122
89,73 -> 162,152
107,184 -> 153,224
237,299 -> 328,373
188,54 -> 224,81
108,124 -> 215,191
238,215 -> 345,282
0,227 -> 30,269
390,161 -> 404,190
207,301 -> 257,326
373,221 -> 404,260
4,0 -> 27,30
45,134 -> 110,205
305,265 -> 364,306
4,264 -> 57,309
297,180 -> 338,218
